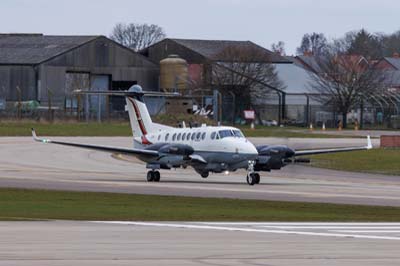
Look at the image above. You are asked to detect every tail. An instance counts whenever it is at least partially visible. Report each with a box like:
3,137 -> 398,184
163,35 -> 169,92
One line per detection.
74,85 -> 175,143
125,86 -> 154,139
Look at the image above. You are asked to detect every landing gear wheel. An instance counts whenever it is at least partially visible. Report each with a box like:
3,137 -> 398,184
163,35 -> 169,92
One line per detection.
246,173 -> 256,186
254,173 -> 260,184
147,171 -> 154,182
153,171 -> 161,182
201,172 -> 209,178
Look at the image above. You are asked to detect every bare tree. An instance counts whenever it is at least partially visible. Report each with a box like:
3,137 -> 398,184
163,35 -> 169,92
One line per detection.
271,41 -> 286,55
297,32 -> 328,56
110,23 -> 166,51
210,45 -> 285,122
309,48 -> 387,128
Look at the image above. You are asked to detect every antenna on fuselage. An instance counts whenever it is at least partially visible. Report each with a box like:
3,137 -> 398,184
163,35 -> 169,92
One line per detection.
182,121 -> 186,128
188,122 -> 192,129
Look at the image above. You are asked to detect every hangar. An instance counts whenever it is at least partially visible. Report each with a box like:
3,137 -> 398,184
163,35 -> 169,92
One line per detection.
0,33 -> 159,117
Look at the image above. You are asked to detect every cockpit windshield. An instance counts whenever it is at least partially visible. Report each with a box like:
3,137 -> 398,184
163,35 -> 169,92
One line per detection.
233,130 -> 244,138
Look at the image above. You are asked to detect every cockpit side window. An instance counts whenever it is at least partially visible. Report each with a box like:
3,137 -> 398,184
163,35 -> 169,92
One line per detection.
218,130 -> 234,138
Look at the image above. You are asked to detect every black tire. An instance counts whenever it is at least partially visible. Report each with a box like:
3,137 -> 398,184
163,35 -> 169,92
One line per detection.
201,172 -> 209,178
147,171 -> 154,182
246,173 -> 255,186
254,173 -> 260,184
153,171 -> 161,182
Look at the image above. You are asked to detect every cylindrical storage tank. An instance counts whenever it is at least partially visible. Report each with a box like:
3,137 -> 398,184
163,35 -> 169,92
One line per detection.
160,55 -> 188,93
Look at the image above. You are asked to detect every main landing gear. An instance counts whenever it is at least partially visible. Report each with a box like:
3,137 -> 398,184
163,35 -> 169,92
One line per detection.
246,172 -> 260,186
246,160 -> 260,186
147,170 -> 160,182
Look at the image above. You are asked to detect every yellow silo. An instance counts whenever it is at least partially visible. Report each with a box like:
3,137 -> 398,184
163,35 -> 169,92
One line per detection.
160,55 -> 188,93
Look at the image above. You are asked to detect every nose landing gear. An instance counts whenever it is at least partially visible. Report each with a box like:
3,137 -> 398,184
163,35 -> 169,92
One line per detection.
246,160 -> 260,185
147,170 -> 161,182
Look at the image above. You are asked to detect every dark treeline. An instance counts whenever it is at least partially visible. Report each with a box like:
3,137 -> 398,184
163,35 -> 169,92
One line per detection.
297,29 -> 400,59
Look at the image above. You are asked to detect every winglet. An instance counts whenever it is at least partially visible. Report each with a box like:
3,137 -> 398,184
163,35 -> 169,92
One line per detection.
366,135 -> 372,149
31,128 -> 50,143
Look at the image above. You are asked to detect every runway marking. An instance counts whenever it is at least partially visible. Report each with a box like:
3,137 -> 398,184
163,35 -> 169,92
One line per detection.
95,221 -> 400,241
332,230 -> 400,233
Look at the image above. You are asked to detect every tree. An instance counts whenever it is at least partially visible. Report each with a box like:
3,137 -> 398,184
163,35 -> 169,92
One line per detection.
210,45 -> 285,122
346,29 -> 383,59
297,33 -> 328,56
309,46 -> 387,128
271,41 -> 286,55
382,30 -> 400,57
110,23 -> 166,51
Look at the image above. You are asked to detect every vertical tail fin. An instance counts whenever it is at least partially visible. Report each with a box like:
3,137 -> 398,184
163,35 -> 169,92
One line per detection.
125,93 -> 154,138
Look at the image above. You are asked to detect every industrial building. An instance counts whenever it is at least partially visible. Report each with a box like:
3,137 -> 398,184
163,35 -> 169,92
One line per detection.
0,34 -> 159,117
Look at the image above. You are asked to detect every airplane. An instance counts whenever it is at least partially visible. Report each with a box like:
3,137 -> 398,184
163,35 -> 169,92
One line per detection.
32,85 -> 373,186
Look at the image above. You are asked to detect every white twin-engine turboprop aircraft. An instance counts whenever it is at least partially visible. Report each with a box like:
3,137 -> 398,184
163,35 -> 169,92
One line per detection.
32,85 -> 373,185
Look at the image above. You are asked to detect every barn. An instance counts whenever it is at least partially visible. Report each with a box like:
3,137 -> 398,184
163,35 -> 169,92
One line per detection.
0,34 -> 159,116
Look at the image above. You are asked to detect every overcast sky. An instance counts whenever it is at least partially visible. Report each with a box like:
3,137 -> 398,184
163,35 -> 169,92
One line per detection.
2,0 -> 399,54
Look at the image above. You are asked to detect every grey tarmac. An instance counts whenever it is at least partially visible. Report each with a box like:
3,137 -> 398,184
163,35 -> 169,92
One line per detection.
1,137 -> 400,207
1,221 -> 400,266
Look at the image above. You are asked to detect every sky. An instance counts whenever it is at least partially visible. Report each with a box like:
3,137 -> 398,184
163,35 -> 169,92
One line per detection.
1,0 -> 400,54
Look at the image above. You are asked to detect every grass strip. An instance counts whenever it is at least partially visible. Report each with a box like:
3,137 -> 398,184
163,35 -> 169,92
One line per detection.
0,188 -> 399,221
309,149 -> 400,176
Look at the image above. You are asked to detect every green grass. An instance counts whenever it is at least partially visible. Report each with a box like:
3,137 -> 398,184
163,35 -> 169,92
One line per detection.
240,126 -> 353,138
1,188 -> 400,221
309,149 -> 400,175
0,121 -> 343,138
0,121 -> 132,136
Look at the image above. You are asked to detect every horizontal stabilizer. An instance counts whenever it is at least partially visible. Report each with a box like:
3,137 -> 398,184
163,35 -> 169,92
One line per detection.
73,90 -> 180,97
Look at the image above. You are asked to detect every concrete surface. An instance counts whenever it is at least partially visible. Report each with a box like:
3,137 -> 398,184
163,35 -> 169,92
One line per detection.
0,137 -> 399,206
1,221 -> 400,266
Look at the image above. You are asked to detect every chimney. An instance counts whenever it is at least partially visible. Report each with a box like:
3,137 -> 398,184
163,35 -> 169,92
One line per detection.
303,50 -> 313,57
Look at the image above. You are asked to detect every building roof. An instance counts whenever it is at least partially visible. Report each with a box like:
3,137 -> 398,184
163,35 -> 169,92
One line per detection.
169,38 -> 290,63
385,57 -> 400,70
274,63 -> 319,94
0,34 -> 99,65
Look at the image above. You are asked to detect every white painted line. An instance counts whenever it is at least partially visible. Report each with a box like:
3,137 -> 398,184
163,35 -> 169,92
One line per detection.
198,222 -> 400,226
261,226 -> 400,229
94,221 -> 400,241
332,230 -> 400,233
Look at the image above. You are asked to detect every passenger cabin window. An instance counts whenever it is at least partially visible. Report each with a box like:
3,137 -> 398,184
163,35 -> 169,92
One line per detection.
182,133 -> 186,140
211,132 -> 216,140
187,133 -> 191,141
172,133 -> 176,141
201,132 -> 206,140
177,133 -> 181,141
191,133 -> 196,140
218,130 -> 234,138
196,132 -> 201,140
158,135 -> 161,141
165,133 -> 169,141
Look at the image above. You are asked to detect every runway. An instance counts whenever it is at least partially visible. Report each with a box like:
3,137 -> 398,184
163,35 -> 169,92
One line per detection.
1,221 -> 400,266
1,136 -> 399,206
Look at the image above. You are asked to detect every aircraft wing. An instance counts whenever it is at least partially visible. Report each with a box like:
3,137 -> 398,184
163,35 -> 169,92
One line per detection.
31,129 -> 159,157
294,136 -> 373,156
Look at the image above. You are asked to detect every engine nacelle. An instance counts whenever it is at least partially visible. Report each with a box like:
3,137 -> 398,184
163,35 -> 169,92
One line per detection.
256,145 -> 295,158
155,143 -> 194,156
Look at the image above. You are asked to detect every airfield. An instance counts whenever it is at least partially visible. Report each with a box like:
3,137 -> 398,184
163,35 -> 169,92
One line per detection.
0,136 -> 398,207
1,136 -> 400,265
